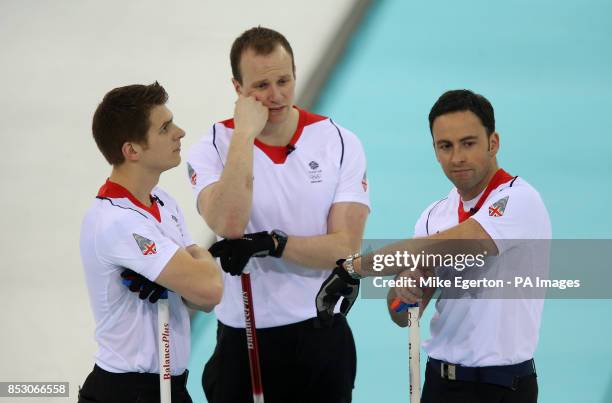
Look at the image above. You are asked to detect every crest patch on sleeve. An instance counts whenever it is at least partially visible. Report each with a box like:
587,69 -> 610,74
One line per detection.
187,163 -> 197,186
133,233 -> 157,255
488,196 -> 509,217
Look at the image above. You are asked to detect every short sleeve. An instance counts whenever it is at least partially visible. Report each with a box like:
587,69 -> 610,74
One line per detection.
187,124 -> 225,201
413,209 -> 430,238
471,185 -> 551,254
96,217 -> 179,282
332,128 -> 370,209
413,199 -> 444,238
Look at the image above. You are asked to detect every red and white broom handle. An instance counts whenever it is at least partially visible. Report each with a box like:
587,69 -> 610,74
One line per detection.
241,271 -> 265,403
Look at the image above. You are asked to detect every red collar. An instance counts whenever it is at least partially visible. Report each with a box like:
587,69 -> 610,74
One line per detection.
97,179 -> 161,222
457,169 -> 514,223
220,106 -> 327,164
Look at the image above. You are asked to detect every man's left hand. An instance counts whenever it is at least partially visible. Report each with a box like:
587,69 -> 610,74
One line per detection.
121,269 -> 168,302
209,231 -> 276,276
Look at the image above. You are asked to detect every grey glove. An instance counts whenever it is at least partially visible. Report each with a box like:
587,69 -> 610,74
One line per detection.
315,260 -> 360,327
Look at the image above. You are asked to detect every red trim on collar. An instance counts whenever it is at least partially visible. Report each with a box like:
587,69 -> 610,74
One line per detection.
457,169 -> 514,223
219,107 -> 327,164
220,117 -> 235,129
97,179 -> 161,222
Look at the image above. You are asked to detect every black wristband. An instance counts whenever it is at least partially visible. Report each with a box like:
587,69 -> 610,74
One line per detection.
270,229 -> 288,258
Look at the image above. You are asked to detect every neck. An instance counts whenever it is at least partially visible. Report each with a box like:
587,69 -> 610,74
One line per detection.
459,163 -> 499,201
109,164 -> 160,206
258,107 -> 299,146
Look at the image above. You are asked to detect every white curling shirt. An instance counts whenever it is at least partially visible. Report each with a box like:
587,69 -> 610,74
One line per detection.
80,180 -> 193,375
187,107 -> 370,328
416,175 -> 551,366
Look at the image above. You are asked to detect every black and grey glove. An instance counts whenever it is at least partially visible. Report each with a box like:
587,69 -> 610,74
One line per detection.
121,268 -> 168,302
208,231 -> 277,276
315,260 -> 361,326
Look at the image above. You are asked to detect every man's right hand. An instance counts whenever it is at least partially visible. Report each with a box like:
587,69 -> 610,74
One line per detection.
315,262 -> 361,327
234,95 -> 268,139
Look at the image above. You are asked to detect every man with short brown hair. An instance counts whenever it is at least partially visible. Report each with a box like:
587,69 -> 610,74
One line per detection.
79,82 -> 223,403
188,27 -> 370,402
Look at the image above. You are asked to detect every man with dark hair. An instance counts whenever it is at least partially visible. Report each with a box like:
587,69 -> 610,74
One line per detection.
317,89 -> 549,402
229,25 -> 296,84
78,82 -> 223,403
428,89 -> 496,136
187,27 -> 370,402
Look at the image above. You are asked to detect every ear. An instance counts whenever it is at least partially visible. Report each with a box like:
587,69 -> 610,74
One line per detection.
488,132 -> 500,155
432,141 -> 442,163
121,142 -> 140,162
231,78 -> 242,96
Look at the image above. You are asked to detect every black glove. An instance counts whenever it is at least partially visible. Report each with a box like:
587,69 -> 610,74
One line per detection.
315,260 -> 361,327
208,231 -> 276,276
121,269 -> 168,303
